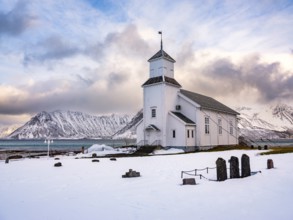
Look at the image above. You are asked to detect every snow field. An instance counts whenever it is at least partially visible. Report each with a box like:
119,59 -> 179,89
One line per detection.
1,150 -> 293,220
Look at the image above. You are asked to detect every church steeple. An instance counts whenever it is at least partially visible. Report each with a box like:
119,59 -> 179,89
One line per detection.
147,32 -> 176,79
148,31 -> 175,63
159,31 -> 163,51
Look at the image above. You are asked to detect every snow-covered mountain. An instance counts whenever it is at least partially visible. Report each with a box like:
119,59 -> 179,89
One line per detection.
3,103 -> 293,140
113,109 -> 143,139
7,110 -> 131,139
237,103 -> 293,139
0,125 -> 19,138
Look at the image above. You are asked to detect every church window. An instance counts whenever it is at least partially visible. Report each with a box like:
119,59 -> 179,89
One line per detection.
205,117 -> 210,134
191,130 -> 194,138
218,118 -> 222,135
187,130 -> 190,138
151,108 -> 156,118
172,130 -> 176,138
230,120 -> 233,135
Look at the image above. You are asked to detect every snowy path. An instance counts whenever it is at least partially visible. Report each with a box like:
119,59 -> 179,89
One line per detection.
1,150 -> 293,220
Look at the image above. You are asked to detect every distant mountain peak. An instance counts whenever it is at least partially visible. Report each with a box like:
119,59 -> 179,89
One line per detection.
7,110 -> 132,139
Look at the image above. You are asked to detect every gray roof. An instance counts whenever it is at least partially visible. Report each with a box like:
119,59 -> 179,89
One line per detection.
171,112 -> 195,124
148,50 -> 176,63
180,89 -> 239,115
142,76 -> 181,87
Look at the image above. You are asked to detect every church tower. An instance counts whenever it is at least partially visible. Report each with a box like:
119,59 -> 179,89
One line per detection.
141,32 -> 181,147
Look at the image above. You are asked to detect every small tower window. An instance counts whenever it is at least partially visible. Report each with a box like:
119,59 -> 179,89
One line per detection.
191,130 -> 194,138
187,130 -> 190,138
151,108 -> 156,118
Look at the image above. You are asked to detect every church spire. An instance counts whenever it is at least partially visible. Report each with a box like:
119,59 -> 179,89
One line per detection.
158,31 -> 163,51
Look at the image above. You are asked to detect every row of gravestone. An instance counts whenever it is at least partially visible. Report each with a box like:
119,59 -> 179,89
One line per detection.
216,154 -> 251,181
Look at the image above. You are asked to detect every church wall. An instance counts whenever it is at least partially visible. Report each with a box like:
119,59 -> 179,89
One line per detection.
198,109 -> 238,148
143,84 -> 164,145
136,120 -> 144,145
167,115 -> 186,147
162,84 -> 180,146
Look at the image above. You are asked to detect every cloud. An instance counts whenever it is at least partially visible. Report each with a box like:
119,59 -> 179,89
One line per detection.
183,53 -> 293,104
23,35 -> 81,65
0,0 -> 37,36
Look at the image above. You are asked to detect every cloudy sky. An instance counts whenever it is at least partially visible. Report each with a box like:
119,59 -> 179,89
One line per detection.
0,0 -> 292,126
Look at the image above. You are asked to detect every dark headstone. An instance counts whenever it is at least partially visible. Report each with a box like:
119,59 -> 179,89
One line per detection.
258,146 -> 262,150
5,158 -> 9,164
54,162 -> 62,167
264,145 -> 268,150
241,154 -> 251,177
110,158 -> 117,161
92,153 -> 97,158
182,178 -> 196,185
216,158 -> 227,181
81,146 -> 85,154
267,159 -> 274,169
92,159 -> 100,162
122,169 -> 140,178
229,156 -> 240,178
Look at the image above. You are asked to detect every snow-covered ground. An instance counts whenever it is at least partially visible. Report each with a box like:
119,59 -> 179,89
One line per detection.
1,150 -> 293,220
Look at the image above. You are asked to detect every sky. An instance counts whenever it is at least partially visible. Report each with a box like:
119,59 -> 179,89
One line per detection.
0,0 -> 292,126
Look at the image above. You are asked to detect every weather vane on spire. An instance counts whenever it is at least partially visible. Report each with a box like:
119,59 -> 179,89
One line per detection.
158,31 -> 163,50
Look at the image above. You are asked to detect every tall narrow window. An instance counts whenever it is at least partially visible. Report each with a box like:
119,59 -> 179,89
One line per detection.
172,130 -> 176,138
218,118 -> 222,135
151,108 -> 156,118
205,117 -> 210,134
229,120 -> 233,135
191,130 -> 194,138
187,130 -> 190,138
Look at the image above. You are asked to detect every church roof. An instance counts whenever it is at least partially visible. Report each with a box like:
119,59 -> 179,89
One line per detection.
180,89 -> 239,115
171,112 -> 195,125
142,76 -> 181,87
145,124 -> 160,131
148,50 -> 176,63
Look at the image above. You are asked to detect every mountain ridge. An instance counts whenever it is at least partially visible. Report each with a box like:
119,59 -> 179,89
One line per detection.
6,110 -> 131,139
1,103 -> 293,140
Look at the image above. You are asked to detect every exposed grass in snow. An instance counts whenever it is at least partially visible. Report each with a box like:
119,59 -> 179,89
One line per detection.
203,145 -> 252,152
260,147 -> 293,155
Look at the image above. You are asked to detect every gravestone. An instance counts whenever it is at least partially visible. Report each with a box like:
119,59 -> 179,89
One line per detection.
267,159 -> 274,169
182,178 -> 196,185
229,156 -> 240,178
92,159 -> 100,162
241,154 -> 251,177
81,146 -> 85,154
54,162 -> 62,167
216,158 -> 227,181
110,158 -> 117,161
5,157 -> 9,164
122,169 -> 140,178
92,153 -> 97,158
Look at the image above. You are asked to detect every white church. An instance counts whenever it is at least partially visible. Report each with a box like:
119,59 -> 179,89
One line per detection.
136,36 -> 239,151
